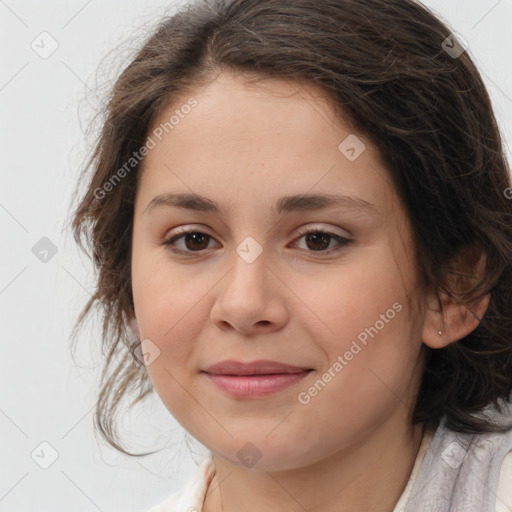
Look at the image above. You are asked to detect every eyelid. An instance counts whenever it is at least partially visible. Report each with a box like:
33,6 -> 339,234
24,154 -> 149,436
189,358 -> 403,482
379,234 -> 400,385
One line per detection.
165,223 -> 351,241
162,225 -> 219,255
162,223 -> 353,255
294,223 -> 352,239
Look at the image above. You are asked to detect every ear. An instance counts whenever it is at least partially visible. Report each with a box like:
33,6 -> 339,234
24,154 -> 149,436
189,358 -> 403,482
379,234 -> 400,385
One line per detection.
422,247 -> 491,349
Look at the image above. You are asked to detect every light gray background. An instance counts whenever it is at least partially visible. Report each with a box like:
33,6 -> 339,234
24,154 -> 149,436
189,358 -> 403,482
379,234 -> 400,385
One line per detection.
1,1 -> 511,511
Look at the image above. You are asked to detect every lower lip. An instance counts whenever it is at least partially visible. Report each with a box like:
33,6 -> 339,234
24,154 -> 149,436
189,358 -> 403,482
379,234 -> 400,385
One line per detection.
204,371 -> 312,398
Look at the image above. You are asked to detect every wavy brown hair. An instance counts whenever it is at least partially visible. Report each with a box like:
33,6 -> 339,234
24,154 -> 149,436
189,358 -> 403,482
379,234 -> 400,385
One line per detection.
68,0 -> 512,456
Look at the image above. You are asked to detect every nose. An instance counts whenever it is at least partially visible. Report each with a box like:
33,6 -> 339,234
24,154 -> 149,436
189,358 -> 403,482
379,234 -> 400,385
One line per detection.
209,248 -> 289,335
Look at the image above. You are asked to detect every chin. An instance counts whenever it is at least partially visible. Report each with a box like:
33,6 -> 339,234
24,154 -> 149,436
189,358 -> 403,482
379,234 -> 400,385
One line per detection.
208,436 -> 322,472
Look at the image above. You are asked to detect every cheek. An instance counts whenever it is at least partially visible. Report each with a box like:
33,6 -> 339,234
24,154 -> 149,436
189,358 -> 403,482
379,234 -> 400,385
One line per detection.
287,279 -> 420,455
294,245 -> 420,399
131,248 -> 200,371
132,241 -> 197,331
132,261 -> 209,423
134,277 -> 203,359
299,245 -> 413,345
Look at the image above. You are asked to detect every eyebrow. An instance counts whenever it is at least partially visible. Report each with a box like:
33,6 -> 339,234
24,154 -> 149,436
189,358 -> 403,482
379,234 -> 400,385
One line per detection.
143,192 -> 379,216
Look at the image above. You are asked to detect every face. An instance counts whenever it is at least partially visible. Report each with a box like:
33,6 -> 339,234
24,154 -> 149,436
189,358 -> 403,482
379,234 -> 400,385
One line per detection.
131,72 -> 427,471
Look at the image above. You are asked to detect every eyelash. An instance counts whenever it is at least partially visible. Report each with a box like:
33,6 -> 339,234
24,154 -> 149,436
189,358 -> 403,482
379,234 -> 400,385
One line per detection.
161,226 -> 353,256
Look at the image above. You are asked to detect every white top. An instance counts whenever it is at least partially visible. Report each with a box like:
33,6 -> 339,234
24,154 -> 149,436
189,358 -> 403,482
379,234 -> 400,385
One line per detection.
145,428 -> 512,511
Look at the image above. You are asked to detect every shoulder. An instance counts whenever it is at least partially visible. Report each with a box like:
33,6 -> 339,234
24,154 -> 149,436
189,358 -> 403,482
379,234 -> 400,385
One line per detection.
144,453 -> 216,512
405,395 -> 512,512
496,449 -> 512,512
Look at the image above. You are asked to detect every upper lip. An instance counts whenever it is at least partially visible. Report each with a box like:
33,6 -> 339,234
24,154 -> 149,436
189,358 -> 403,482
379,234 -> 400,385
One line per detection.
203,359 -> 312,375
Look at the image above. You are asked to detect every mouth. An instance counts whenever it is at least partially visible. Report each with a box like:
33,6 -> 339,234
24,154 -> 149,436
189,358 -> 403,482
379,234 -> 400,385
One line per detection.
203,359 -> 313,376
201,360 -> 313,398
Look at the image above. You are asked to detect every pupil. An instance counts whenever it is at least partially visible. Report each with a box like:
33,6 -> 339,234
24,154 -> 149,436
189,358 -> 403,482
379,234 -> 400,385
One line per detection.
307,233 -> 329,251
187,233 -> 208,250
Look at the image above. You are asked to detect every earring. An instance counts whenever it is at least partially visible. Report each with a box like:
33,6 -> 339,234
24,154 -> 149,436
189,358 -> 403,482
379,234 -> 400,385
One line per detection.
438,330 -> 443,336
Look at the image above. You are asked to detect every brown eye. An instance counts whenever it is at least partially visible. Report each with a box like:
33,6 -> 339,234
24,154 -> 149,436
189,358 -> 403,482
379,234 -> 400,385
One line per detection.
181,232 -> 210,251
303,232 -> 331,251
162,226 -> 353,256
292,228 -> 353,253
162,230 -> 218,254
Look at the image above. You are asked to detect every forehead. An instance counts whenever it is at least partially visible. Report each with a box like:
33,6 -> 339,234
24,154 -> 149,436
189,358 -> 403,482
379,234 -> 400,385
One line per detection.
149,74 -> 362,161
136,72 -> 393,216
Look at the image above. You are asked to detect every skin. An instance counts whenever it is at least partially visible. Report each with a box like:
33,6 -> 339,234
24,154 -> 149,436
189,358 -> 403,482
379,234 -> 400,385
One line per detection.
130,71 -> 490,512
